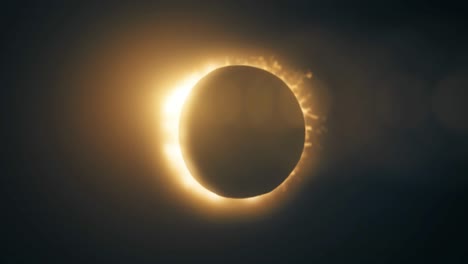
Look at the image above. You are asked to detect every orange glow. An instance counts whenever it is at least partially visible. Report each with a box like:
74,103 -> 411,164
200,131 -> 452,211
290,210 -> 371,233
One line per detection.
160,56 -> 316,214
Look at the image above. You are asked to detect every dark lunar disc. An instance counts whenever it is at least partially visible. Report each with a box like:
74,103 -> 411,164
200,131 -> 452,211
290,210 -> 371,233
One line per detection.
179,65 -> 305,198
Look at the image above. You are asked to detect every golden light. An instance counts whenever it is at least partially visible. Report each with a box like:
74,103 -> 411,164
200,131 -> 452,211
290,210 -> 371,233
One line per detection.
160,56 -> 317,214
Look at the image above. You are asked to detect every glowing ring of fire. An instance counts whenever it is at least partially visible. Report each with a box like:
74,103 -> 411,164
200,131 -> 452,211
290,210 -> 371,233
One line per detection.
161,57 -> 315,210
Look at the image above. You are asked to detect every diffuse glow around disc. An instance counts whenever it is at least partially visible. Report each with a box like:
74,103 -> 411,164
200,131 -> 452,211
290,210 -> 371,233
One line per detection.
161,56 -> 317,212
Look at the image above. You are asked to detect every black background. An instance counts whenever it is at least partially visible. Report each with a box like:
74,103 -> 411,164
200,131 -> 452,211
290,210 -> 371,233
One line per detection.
3,1 -> 468,263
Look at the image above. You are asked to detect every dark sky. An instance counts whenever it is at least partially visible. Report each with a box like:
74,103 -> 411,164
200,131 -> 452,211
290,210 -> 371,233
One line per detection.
3,1 -> 468,263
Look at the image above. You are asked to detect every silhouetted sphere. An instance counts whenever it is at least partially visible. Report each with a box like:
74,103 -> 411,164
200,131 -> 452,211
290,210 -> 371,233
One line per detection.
180,66 -> 305,198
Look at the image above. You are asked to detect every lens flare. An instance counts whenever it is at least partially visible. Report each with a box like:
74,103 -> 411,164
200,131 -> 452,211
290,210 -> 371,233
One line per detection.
160,56 -> 317,212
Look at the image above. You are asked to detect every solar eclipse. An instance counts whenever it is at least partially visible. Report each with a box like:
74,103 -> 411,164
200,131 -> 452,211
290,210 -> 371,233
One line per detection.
162,57 -> 316,213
